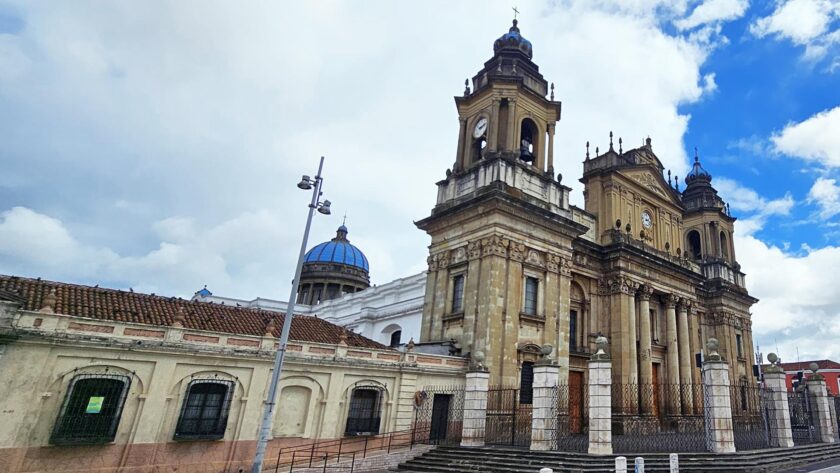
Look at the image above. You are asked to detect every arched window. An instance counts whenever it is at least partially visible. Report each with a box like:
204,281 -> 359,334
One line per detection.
720,231 -> 729,260
174,379 -> 234,440
569,282 -> 586,352
687,230 -> 702,260
51,373 -> 131,444
389,330 -> 402,348
470,136 -> 487,163
345,388 -> 382,435
519,118 -> 538,163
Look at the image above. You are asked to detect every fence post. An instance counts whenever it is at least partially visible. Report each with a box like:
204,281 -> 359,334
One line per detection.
615,456 -> 627,473
763,353 -> 794,447
461,368 -> 490,447
701,338 -> 735,453
669,453 -> 678,473
588,335 -> 612,455
634,457 -> 644,473
531,357 -> 559,451
805,363 -> 839,443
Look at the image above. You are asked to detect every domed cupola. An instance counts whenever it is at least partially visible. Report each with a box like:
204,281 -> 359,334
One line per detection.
297,225 -> 370,305
685,153 -> 712,186
494,19 -> 533,59
681,149 -> 726,213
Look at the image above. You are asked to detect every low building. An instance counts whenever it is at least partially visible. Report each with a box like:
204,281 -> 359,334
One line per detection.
0,274 -> 465,473
761,360 -> 840,394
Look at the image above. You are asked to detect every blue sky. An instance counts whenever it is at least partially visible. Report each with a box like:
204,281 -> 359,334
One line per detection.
0,0 -> 839,362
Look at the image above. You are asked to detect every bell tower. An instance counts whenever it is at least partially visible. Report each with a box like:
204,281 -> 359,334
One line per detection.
416,20 -> 587,385
453,19 -> 562,176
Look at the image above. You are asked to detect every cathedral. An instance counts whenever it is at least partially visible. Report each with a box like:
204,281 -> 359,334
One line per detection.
415,19 -> 757,402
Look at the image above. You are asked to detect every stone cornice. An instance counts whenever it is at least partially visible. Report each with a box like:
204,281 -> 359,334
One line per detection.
428,234 -> 569,274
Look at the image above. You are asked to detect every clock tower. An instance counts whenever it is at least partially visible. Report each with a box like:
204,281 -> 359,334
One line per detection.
416,20 -> 588,385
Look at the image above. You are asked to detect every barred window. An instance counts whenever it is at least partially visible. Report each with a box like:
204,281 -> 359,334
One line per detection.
50,373 -> 131,445
451,274 -> 465,313
174,380 -> 234,440
523,277 -> 539,315
345,388 -> 382,435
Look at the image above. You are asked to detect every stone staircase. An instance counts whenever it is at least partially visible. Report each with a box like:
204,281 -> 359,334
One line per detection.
393,443 -> 840,472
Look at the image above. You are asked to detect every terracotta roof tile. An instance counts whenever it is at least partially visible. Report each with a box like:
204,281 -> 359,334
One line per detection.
761,360 -> 840,371
0,274 -> 387,350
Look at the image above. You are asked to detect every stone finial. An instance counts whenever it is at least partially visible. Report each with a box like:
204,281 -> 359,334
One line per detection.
586,141 -> 590,160
537,344 -> 555,365
765,352 -> 784,373
471,350 -> 487,371
39,288 -> 57,314
264,319 -> 276,337
591,334 -> 610,360
550,82 -> 555,101
646,136 -> 652,147
615,219 -> 622,229
625,223 -> 631,234
705,338 -> 723,362
809,362 -> 819,374
338,330 -> 348,346
609,131 -> 614,150
464,79 -> 471,96
172,306 -> 186,328
406,337 -> 415,352
618,137 -> 623,154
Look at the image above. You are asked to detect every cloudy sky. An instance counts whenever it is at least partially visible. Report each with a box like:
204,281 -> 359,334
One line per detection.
1,0 -> 839,362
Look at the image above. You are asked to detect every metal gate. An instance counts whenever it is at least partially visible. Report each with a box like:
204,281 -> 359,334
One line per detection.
553,383 -> 589,452
788,388 -> 818,445
731,384 -> 771,450
412,386 -> 465,446
485,387 -> 532,447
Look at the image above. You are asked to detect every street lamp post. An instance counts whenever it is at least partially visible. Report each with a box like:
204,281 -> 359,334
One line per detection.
251,156 -> 331,473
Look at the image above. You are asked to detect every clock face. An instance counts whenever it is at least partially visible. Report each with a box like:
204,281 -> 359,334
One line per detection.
473,117 -> 488,138
641,211 -> 653,229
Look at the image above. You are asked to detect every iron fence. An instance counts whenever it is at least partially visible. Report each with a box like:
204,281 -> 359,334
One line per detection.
730,384 -> 771,450
485,386 -> 532,447
611,383 -> 707,453
832,393 -> 840,438
788,388 -> 818,445
552,383 -> 588,452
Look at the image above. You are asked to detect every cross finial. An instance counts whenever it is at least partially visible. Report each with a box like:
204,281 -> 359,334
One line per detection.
342,212 -> 347,226
512,6 -> 520,20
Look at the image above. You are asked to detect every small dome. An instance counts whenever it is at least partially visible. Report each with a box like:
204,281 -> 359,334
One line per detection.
304,225 -> 369,272
685,153 -> 712,184
195,285 -> 212,297
494,19 -> 533,59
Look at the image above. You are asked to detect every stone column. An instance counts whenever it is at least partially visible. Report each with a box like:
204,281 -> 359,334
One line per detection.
626,284 -> 639,413
547,123 -> 556,176
677,300 -> 694,414
805,365 -> 839,444
665,295 -> 682,415
763,354 -> 794,448
588,336 -> 612,455
531,360 -> 560,451
461,369 -> 490,447
637,286 -> 654,414
702,339 -> 736,453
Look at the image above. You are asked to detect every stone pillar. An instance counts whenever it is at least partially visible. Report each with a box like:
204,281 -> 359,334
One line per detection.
677,300 -> 694,414
531,360 -> 560,451
702,339 -> 736,453
637,286 -> 654,414
547,123 -> 556,176
763,354 -> 794,448
461,369 -> 490,447
627,289 -> 639,386
665,295 -> 681,415
805,366 -> 839,444
588,336 -> 612,455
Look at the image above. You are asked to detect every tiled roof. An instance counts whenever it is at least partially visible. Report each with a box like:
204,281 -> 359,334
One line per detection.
0,274 -> 386,350
762,360 -> 840,371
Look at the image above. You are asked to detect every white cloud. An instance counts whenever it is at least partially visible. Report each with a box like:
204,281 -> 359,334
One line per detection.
807,176 -> 840,218
771,106 -> 840,167
675,0 -> 749,30
750,0 -> 840,61
714,177 -> 794,234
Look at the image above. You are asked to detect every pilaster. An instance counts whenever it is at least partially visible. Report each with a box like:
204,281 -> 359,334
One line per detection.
677,300 -> 694,414
531,362 -> 560,451
461,370 -> 490,447
664,295 -> 681,415
637,286 -> 653,414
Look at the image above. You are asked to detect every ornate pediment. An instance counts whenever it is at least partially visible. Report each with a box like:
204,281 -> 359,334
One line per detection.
619,168 -> 681,207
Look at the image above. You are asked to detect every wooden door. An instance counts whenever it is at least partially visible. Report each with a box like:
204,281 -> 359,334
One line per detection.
569,371 -> 584,433
652,363 -> 661,417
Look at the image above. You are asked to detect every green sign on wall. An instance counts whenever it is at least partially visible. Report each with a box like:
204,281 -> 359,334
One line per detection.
86,396 -> 105,414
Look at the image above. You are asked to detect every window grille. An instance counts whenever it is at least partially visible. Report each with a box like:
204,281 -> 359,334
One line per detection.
523,277 -> 539,315
519,362 -> 534,404
451,275 -> 465,313
50,373 -> 131,445
174,379 -> 234,440
345,388 -> 382,435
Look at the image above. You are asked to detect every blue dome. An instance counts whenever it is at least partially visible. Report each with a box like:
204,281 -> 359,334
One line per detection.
304,225 -> 369,272
686,153 -> 712,183
494,19 -> 533,59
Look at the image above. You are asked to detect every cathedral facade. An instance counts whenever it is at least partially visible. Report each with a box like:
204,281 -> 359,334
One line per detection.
416,19 -> 758,405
